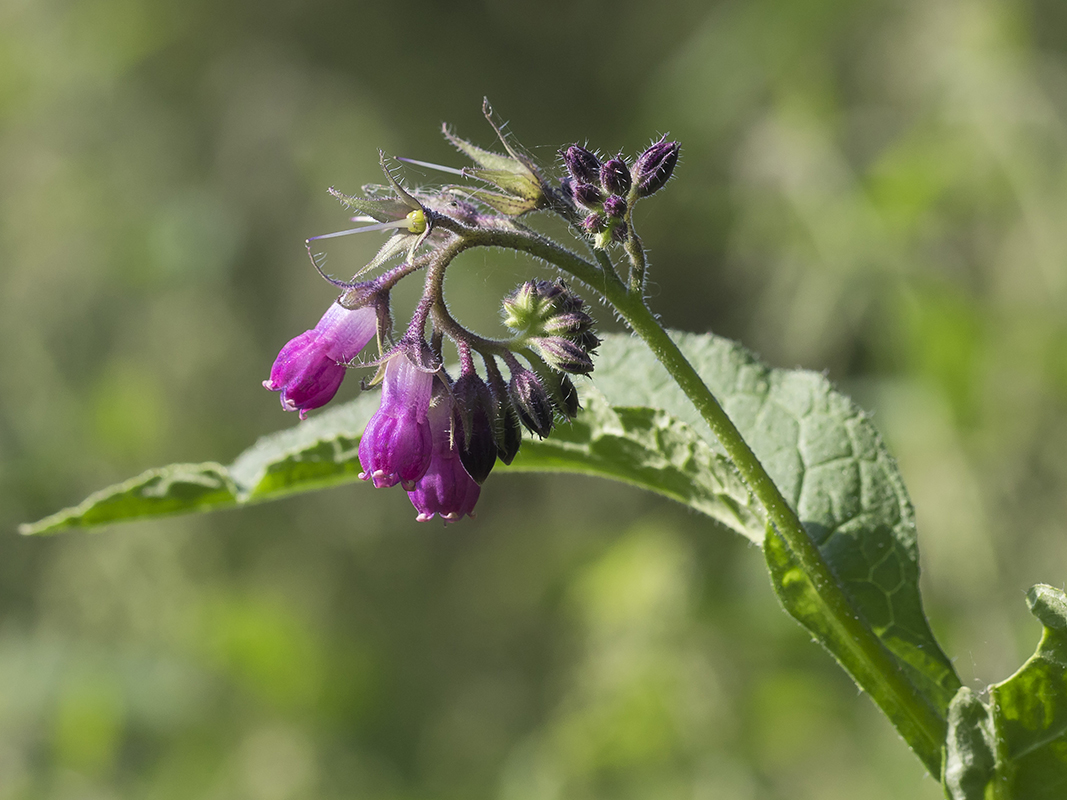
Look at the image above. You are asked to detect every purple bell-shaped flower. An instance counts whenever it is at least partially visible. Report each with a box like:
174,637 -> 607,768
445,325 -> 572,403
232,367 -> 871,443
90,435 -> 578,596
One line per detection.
264,301 -> 378,419
358,350 -> 435,490
406,387 -> 481,523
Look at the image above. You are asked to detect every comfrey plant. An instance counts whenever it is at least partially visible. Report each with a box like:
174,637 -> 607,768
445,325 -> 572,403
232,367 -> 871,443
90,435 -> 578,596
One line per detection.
24,102 -> 1067,798
262,122 -> 605,521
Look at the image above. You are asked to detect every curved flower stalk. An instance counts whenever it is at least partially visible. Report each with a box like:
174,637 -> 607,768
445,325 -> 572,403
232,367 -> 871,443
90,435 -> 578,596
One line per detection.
265,104 -> 667,525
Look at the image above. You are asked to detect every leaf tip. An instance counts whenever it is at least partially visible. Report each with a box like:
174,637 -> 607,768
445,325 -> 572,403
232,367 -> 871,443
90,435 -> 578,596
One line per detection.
1027,584 -> 1067,631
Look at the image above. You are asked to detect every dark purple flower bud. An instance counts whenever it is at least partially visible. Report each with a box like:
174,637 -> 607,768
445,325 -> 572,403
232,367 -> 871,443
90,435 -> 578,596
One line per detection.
509,366 -> 554,438
581,213 -> 606,234
485,360 -> 523,464
529,360 -> 582,419
406,390 -> 481,523
573,183 -> 604,210
264,302 -> 378,419
496,405 -> 523,465
557,374 -> 581,419
532,337 -> 594,375
452,372 -> 497,484
603,194 -> 627,219
633,138 -> 679,197
576,329 -> 602,354
563,145 -> 601,184
358,350 -> 435,489
600,157 -> 632,196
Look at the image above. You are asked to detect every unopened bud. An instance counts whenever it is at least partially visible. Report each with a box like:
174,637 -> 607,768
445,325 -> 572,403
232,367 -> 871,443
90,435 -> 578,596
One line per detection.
509,367 -> 554,438
496,404 -> 523,464
600,157 -> 632,196
563,145 -> 601,184
533,337 -> 594,375
557,375 -> 580,419
452,372 -> 497,484
603,195 -> 627,219
633,138 -> 679,197
529,360 -> 581,420
573,183 -> 604,210
485,361 -> 523,464
543,310 -> 595,339
582,213 -> 605,234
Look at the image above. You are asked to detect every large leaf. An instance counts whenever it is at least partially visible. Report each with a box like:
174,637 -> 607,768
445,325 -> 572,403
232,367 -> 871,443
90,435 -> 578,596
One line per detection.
944,584 -> 1067,799
22,384 -> 760,542
592,332 -> 961,717
21,331 -> 957,725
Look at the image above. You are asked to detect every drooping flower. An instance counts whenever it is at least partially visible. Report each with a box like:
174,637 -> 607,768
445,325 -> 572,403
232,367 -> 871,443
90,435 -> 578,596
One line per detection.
263,301 -> 378,419
358,349 -> 436,490
451,370 -> 498,484
406,385 -> 481,523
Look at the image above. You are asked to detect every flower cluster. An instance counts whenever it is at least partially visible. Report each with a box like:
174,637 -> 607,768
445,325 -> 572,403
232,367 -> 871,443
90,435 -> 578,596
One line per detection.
561,137 -> 679,249
264,106 -> 677,523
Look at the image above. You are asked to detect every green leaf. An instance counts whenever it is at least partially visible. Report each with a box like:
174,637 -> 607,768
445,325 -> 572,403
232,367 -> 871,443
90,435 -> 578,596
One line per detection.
21,379 -> 759,540
22,331 -> 956,732
945,585 -> 1067,799
19,463 -> 237,534
591,332 -> 960,718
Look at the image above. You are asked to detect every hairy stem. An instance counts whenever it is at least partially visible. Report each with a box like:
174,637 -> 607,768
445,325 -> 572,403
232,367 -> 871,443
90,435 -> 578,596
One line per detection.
467,223 -> 947,777
608,293 -> 947,777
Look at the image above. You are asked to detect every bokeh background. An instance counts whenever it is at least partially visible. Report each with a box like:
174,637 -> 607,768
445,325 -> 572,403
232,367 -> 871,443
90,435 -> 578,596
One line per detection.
3,0 -> 1067,796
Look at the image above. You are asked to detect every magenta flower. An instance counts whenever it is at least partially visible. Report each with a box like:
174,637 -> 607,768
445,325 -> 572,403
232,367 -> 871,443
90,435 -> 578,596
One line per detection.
358,351 -> 435,490
406,391 -> 481,523
264,302 -> 378,419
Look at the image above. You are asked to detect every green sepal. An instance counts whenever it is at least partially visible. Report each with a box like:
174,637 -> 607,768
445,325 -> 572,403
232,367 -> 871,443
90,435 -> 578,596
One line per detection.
442,124 -> 523,174
328,189 -> 411,223
462,189 -> 539,216
464,168 -> 544,201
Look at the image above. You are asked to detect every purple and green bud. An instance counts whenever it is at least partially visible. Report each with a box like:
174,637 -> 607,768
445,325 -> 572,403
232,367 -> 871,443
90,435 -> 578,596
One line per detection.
600,157 -> 632,196
582,213 -> 606,234
573,183 -> 604,210
528,358 -> 581,420
264,301 -> 378,419
532,337 -> 594,375
543,310 -> 597,341
632,138 -> 679,197
358,349 -> 435,490
503,281 -> 598,350
508,366 -> 555,438
603,194 -> 627,219
563,145 -> 602,184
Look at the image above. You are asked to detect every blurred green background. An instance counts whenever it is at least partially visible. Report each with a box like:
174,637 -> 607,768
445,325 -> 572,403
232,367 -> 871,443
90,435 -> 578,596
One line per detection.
4,0 -> 1067,796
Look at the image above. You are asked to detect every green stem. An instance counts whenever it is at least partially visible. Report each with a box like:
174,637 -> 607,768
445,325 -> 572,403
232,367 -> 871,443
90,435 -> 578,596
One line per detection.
607,291 -> 947,777
461,224 -> 948,777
